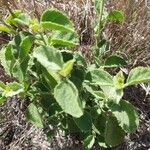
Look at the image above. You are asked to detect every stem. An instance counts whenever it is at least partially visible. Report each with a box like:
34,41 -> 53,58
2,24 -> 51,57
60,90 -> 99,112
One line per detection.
96,0 -> 105,44
39,33 -> 47,45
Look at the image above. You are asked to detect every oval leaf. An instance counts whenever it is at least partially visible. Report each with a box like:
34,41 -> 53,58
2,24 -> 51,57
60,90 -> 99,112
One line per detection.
107,10 -> 124,23
0,44 -> 15,76
14,13 -> 31,26
113,71 -> 125,89
105,116 -> 125,147
19,35 -> 34,60
109,100 -> 139,133
100,86 -> 123,103
33,45 -> 64,81
54,80 -> 83,118
73,111 -> 92,132
0,96 -> 6,105
4,82 -> 24,97
125,67 -> 150,87
0,81 -> 6,91
83,135 -> 95,149
33,45 -> 63,70
59,59 -> 75,77
26,103 -> 44,128
41,9 -> 74,32
49,31 -> 79,48
105,55 -> 127,67
90,69 -> 113,86
0,24 -> 13,33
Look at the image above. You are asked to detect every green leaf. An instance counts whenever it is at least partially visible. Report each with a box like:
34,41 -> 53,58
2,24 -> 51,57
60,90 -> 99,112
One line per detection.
4,82 -> 24,97
49,31 -> 79,48
0,96 -> 6,105
29,18 -> 42,32
105,55 -> 127,67
59,59 -> 75,77
74,52 -> 87,67
41,67 -> 58,89
14,13 -> 31,26
5,10 -> 22,26
0,24 -> 13,33
61,50 -> 73,62
83,135 -> 95,149
33,45 -> 63,70
113,71 -> 125,89
12,60 -> 24,82
19,35 -> 34,60
33,45 -> 64,81
0,81 -> 6,91
94,91 -> 105,99
0,44 -> 15,75
107,10 -> 124,23
41,9 -> 74,32
97,135 -> 108,148
70,66 -> 86,91
94,114 -> 107,135
51,38 -> 78,47
89,69 -> 113,86
73,111 -> 92,132
125,67 -> 150,87
26,103 -> 44,128
83,84 -> 105,100
100,85 -> 123,103
97,39 -> 107,48
54,80 -> 83,118
105,116 -> 125,147
109,100 -> 139,133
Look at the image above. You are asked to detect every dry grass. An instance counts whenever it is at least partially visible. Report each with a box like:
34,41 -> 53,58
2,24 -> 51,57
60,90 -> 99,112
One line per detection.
105,0 -> 150,66
0,0 -> 149,66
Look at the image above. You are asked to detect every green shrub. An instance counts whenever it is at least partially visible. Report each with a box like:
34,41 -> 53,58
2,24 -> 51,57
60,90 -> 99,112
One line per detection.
0,8 -> 150,149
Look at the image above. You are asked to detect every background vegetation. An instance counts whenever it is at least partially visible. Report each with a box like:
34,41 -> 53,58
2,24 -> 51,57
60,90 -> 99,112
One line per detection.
0,0 -> 149,149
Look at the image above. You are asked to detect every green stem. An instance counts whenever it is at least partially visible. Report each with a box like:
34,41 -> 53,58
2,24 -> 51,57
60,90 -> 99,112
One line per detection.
96,0 -> 105,45
39,33 -> 47,45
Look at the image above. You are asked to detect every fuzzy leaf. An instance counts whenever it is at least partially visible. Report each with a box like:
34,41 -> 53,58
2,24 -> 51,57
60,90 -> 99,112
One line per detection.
41,9 -> 74,32
74,52 -> 87,67
49,31 -> 79,47
90,69 -> 113,86
109,100 -> 139,133
0,24 -> 13,33
107,10 -> 124,23
105,116 -> 125,147
105,55 -> 127,67
0,44 -> 15,75
4,82 -> 24,97
0,96 -> 6,105
33,45 -> 64,81
125,67 -> 150,87
26,103 -> 44,128
83,135 -> 95,149
59,59 -> 75,77
0,81 -> 6,91
54,80 -> 83,118
14,13 -> 31,26
84,84 -> 105,99
100,86 -> 123,103
12,61 -> 24,82
19,36 -> 34,60
113,71 -> 125,89
5,10 -> 22,26
73,111 -> 92,132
